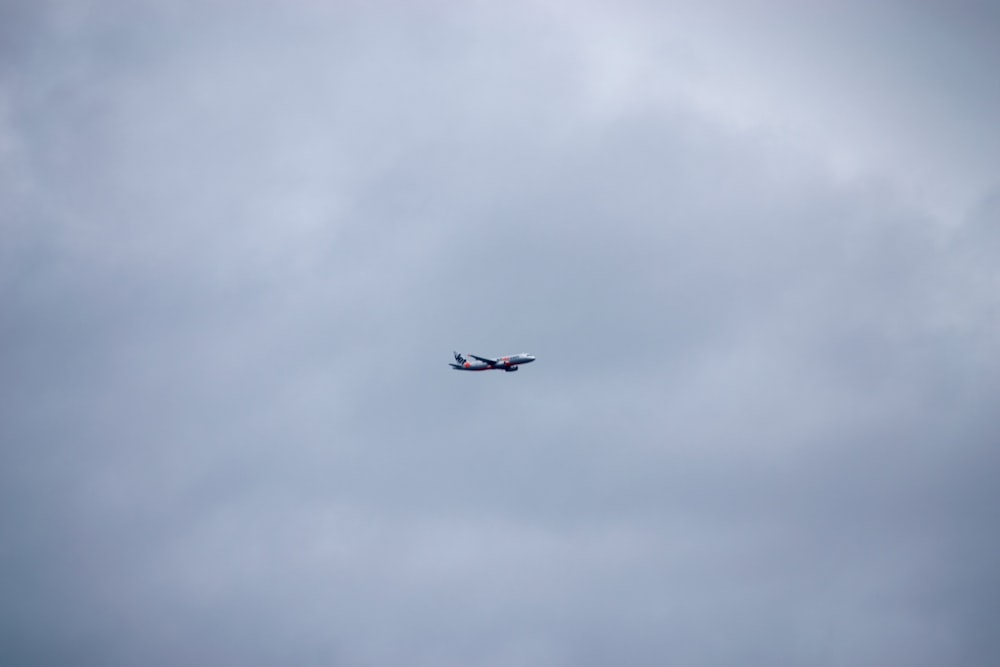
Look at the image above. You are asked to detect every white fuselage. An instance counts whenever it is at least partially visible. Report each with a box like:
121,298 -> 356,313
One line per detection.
450,352 -> 536,372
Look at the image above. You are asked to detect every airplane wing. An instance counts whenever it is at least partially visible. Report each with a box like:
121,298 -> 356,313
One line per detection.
469,354 -> 500,366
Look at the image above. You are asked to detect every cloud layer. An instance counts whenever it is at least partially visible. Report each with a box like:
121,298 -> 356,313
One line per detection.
2,2 -> 998,665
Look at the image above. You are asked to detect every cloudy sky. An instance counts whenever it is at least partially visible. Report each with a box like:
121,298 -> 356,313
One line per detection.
2,1 -> 999,665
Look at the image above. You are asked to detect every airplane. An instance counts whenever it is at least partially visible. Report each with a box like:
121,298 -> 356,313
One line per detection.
450,351 -> 536,372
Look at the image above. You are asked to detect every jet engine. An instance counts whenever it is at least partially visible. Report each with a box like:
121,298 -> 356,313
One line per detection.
504,366 -> 519,372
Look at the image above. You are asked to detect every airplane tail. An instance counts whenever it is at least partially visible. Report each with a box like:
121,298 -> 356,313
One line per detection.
453,351 -> 467,364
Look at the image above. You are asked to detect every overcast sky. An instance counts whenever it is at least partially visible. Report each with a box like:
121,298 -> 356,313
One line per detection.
2,1 -> 999,665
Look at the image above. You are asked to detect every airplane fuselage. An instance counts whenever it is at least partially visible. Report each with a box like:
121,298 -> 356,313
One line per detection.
450,352 -> 536,372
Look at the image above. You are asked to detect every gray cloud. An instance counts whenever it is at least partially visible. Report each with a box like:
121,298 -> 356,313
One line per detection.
2,1 -> 998,665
